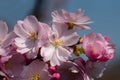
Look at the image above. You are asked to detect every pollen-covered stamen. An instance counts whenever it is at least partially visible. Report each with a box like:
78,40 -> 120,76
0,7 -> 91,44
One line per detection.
29,32 -> 38,41
52,39 -> 63,47
31,74 -> 40,80
66,22 -> 76,30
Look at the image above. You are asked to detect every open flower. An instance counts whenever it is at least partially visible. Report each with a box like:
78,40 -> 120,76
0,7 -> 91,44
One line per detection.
83,33 -> 115,62
0,21 -> 16,64
14,16 -> 50,58
0,21 -> 9,56
20,60 -> 50,80
51,9 -> 92,30
5,54 -> 25,79
41,23 -> 79,66
0,21 -> 8,44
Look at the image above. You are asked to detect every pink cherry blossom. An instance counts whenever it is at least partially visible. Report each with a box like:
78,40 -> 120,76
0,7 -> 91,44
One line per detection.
41,23 -> 79,66
0,21 -> 16,64
0,24 -> 16,79
14,15 -> 50,58
0,32 -> 17,63
20,60 -> 50,80
5,54 -> 25,79
51,9 -> 92,30
0,21 -> 8,43
83,33 -> 115,62
0,21 -> 8,56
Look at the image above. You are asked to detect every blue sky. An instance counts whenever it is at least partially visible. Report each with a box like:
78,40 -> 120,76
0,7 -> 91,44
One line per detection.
0,0 -> 35,28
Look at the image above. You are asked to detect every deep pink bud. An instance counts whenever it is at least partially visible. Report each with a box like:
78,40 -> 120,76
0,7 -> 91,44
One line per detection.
49,66 -> 57,74
52,73 -> 60,80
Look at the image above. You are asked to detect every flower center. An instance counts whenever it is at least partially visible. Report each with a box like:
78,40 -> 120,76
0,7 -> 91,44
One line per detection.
52,40 -> 63,47
29,32 -> 38,41
31,74 -> 40,80
66,22 -> 76,30
93,48 -> 97,53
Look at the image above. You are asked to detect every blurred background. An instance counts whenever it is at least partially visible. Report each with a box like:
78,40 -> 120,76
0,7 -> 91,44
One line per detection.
0,0 -> 120,80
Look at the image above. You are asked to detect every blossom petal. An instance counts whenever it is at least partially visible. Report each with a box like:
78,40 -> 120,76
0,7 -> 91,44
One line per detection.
17,47 -> 31,54
2,32 -> 16,47
15,38 -> 26,48
26,47 -> 38,59
74,25 -> 91,30
56,46 -> 71,62
0,48 -> 6,56
24,16 -> 40,32
0,21 -> 8,39
38,22 -> 50,47
61,32 -> 79,46
14,22 -> 29,38
41,44 -> 55,62
52,23 -> 78,38
50,52 -> 60,66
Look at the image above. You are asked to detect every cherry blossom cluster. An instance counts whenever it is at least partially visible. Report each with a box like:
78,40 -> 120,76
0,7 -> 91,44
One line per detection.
0,9 -> 115,80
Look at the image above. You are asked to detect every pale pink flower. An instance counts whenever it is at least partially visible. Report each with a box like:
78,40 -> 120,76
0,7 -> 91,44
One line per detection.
5,54 -> 25,79
0,32 -> 17,67
86,60 -> 106,80
20,60 -> 50,80
41,23 -> 79,66
0,21 -> 16,63
83,33 -> 115,62
0,34 -> 18,79
56,58 -> 90,80
0,21 -> 8,44
0,32 -> 17,62
51,9 -> 92,30
14,16 -> 50,58
0,21 -> 8,56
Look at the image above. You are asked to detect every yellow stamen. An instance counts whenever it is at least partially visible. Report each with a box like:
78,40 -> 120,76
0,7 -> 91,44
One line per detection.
66,22 -> 76,30
29,32 -> 38,41
79,38 -> 83,43
31,74 -> 40,80
52,40 -> 63,47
